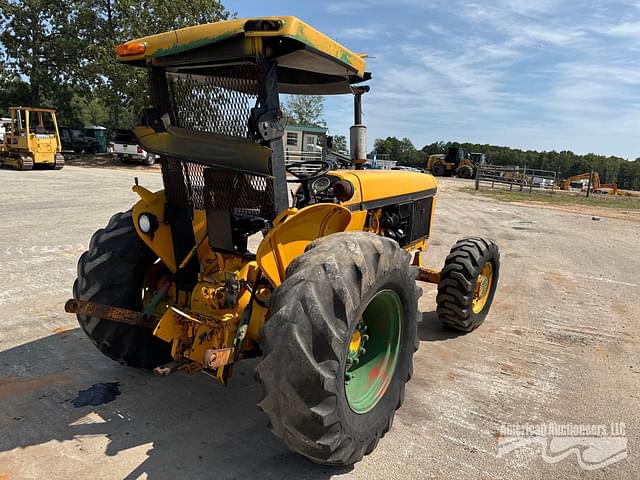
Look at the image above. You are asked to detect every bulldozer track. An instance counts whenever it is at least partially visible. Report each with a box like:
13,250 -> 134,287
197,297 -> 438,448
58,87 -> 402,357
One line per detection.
19,154 -> 34,171
53,155 -> 64,170
0,152 -> 33,170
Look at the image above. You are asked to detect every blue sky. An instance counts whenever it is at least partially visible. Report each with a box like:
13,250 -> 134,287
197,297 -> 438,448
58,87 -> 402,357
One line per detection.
228,0 -> 640,159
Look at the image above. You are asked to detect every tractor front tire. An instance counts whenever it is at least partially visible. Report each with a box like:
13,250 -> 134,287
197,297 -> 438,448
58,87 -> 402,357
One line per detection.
73,210 -> 173,369
437,237 -> 500,332
432,164 -> 446,176
257,232 -> 421,465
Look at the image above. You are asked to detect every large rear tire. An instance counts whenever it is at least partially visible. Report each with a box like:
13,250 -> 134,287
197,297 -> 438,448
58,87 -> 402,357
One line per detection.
73,210 -> 173,369
437,237 -> 500,332
256,232 -> 421,465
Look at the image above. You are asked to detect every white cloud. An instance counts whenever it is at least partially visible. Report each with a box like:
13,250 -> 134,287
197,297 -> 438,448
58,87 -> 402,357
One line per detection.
462,0 -> 588,47
325,3 -> 365,15
333,26 -> 386,40
495,0 -> 559,17
594,21 -> 640,40
327,0 -> 453,15
320,0 -> 640,157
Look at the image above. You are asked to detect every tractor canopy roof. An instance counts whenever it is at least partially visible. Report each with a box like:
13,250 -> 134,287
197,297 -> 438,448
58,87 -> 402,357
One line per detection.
116,16 -> 370,95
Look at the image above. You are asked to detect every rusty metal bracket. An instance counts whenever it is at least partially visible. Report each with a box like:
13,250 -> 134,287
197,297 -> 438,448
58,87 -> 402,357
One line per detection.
412,250 -> 424,268
416,267 -> 441,284
64,299 -> 158,329
203,347 -> 234,369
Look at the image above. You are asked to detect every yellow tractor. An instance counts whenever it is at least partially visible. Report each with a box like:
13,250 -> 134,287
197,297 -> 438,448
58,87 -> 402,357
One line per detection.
427,146 -> 476,178
0,107 -> 64,170
66,16 -> 500,465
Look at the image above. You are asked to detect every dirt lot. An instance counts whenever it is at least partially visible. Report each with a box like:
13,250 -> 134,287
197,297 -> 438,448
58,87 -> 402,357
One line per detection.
0,167 -> 638,479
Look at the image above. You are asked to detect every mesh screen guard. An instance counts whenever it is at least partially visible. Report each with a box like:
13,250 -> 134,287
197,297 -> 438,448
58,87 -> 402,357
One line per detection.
161,156 -> 276,218
166,65 -> 261,138
150,64 -> 279,219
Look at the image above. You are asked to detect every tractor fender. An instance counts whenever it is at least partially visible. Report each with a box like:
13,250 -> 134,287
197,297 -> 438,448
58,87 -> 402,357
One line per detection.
256,204 -> 352,287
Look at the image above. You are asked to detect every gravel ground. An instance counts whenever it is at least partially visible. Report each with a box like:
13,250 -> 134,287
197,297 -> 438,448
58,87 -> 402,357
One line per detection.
0,167 -> 638,479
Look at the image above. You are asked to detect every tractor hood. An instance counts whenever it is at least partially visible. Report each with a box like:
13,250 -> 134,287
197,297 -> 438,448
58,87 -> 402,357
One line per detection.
333,170 -> 438,211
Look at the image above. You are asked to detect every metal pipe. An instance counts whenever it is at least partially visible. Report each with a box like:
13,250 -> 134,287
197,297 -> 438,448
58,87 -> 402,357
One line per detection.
354,93 -> 362,125
350,86 -> 369,170
64,299 -> 158,328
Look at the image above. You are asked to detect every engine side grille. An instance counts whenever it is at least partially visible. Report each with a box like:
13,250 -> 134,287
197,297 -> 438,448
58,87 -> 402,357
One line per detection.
410,196 -> 433,241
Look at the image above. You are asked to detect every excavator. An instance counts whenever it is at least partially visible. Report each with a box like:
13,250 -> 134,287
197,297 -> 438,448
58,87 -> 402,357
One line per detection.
560,172 -> 618,194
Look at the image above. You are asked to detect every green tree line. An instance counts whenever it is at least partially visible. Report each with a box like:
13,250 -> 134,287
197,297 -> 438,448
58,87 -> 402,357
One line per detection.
374,137 -> 640,190
0,0 -> 230,129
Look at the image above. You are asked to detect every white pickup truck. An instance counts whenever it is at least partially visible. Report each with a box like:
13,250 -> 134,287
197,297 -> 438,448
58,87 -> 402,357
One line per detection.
110,129 -> 158,165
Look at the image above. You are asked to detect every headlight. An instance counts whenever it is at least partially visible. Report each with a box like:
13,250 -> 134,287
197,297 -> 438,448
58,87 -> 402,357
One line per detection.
333,180 -> 355,202
138,213 -> 158,234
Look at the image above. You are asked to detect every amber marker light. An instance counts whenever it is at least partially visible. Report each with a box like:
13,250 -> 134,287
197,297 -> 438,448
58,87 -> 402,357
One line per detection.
116,42 -> 146,57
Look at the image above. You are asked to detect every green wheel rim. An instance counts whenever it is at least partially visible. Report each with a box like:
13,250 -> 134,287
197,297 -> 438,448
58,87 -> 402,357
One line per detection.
345,289 -> 402,414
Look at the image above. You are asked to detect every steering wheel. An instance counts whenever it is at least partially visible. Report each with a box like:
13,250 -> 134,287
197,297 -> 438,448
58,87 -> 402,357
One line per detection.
286,160 -> 332,183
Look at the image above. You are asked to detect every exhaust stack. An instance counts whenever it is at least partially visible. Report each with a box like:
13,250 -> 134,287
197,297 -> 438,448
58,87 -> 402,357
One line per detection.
350,86 -> 369,170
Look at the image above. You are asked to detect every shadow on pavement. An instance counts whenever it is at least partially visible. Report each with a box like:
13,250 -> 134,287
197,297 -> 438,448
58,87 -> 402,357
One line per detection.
418,311 -> 465,342
0,329 -> 347,479
64,154 -> 160,171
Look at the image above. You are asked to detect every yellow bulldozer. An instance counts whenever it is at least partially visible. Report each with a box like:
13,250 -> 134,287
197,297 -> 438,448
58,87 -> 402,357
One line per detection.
66,16 -> 500,466
0,106 -> 64,170
427,147 -> 481,178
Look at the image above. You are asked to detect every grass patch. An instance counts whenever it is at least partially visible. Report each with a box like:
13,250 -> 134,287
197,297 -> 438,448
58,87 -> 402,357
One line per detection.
461,187 -> 640,210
